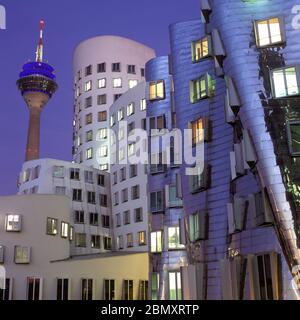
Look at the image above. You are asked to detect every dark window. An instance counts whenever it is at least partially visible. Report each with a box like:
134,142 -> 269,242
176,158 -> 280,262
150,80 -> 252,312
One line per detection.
91,235 -> 101,249
135,208 -> 143,222
102,215 -> 110,228
114,94 -> 122,102
72,189 -> 82,202
57,279 -> 69,301
74,210 -> 84,224
98,94 -> 107,105
98,174 -> 105,186
70,168 -> 80,180
85,65 -> 92,76
104,279 -> 115,300
100,194 -> 108,207
81,279 -> 93,300
89,213 -> 98,226
127,65 -> 136,74
130,164 -> 137,178
257,254 -> 274,300
141,68 -> 145,77
123,280 -> 134,300
87,191 -> 96,204
27,278 -> 41,301
0,279 -> 10,300
112,63 -> 121,72
85,96 -> 92,108
98,63 -> 106,73
104,237 -> 112,250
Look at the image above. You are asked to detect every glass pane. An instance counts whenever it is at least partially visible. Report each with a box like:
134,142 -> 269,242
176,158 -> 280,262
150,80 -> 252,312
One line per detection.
291,123 -> 300,154
169,273 -> 177,300
269,18 -> 282,44
257,20 -> 270,46
285,67 -> 299,96
151,233 -> 157,252
202,37 -> 209,57
157,81 -> 164,99
272,69 -> 286,97
177,272 -> 182,300
149,83 -> 157,100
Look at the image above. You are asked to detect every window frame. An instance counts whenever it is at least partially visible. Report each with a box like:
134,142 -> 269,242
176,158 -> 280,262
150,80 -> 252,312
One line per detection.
46,217 -> 58,236
287,120 -> 300,157
191,36 -> 211,62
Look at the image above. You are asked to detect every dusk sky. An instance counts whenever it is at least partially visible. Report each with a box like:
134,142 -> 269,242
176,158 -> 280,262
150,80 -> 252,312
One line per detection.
0,0 -> 200,195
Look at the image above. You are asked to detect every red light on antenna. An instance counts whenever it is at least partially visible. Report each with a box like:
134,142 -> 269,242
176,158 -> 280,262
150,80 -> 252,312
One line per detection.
40,19 -> 45,29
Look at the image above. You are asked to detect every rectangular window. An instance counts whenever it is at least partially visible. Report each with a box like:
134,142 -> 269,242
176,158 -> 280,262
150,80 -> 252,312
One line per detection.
27,277 -> 42,300
84,80 -> 92,92
104,237 -> 112,250
127,102 -> 135,116
150,115 -> 166,130
104,279 -> 115,300
110,114 -> 116,127
85,113 -> 93,125
87,191 -> 96,204
102,215 -> 110,228
123,280 -> 134,300
127,233 -> 133,247
190,74 -> 215,103
120,167 -> 126,181
130,164 -> 137,178
81,279 -> 93,300
288,121 -> 300,156
138,231 -> 147,246
113,78 -> 122,88
270,66 -> 299,98
151,273 -> 159,300
32,165 -> 41,179
84,170 -> 94,183
0,278 -> 12,301
118,108 -> 124,121
74,210 -> 84,224
134,208 -> 143,222
139,280 -> 148,300
189,211 -> 207,241
46,218 -> 58,236
91,235 -> 101,249
254,17 -> 284,47
97,128 -> 107,140
57,278 -> 69,301
98,174 -> 105,186
114,191 -> 119,205
86,148 -> 93,160
149,80 -> 165,100
127,65 -> 136,74
168,227 -> 184,250
100,146 -> 108,157
118,235 -> 124,249
85,65 -> 92,76
168,271 -> 182,300
53,166 -> 65,178
150,153 -> 166,174
131,185 -> 140,200
61,222 -> 69,239
123,210 -> 130,225
140,98 -> 146,111
112,63 -> 121,72
116,213 -> 121,227
70,168 -> 80,180
86,130 -> 93,142
128,143 -> 135,156
0,245 -> 4,264
15,246 -> 30,264
168,185 -> 183,207
85,96 -> 92,108
69,226 -> 74,241
75,233 -> 86,247
98,94 -> 107,105
5,215 -> 22,232
98,63 -> 106,73
192,36 -> 210,62
151,231 -> 162,253
100,194 -> 108,207
98,111 -> 107,122
150,191 -> 164,213
98,78 -> 106,88
191,118 -> 204,146
100,163 -> 108,171
129,80 -> 138,89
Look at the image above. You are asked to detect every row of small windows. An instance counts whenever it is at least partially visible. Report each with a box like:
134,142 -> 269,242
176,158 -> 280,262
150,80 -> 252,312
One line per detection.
0,278 -> 148,301
74,233 -> 112,250
113,185 -> 140,205
73,211 -> 110,228
72,189 -> 108,206
113,165 -> 138,184
115,207 -> 143,228
79,63 -> 145,79
116,231 -> 147,249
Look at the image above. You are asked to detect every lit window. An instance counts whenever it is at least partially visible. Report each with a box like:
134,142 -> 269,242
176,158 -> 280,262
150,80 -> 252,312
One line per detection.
61,222 -> 69,239
192,36 -> 210,62
47,218 -> 58,235
0,246 -> 4,264
151,231 -> 162,253
149,80 -> 165,101
53,166 -> 64,178
168,227 -> 184,250
118,127 -> 124,140
99,146 -> 108,157
129,80 -> 138,89
127,103 -> 135,116
84,80 -> 92,92
255,17 -> 284,47
127,233 -> 133,247
113,78 -> 122,88
138,231 -> 147,246
110,114 -> 116,127
22,169 -> 31,182
97,128 -> 107,140
85,113 -> 93,125
100,164 -> 108,171
5,215 -> 22,232
14,246 -> 30,264
191,118 -> 204,146
69,226 -> 74,241
123,280 -> 134,300
119,147 -> 125,161
168,271 -> 182,300
288,121 -> 300,156
140,99 -> 146,111
118,108 -> 124,121
190,74 -> 215,103
271,67 -> 299,98
128,143 -> 135,156
98,78 -> 106,89
86,148 -> 93,159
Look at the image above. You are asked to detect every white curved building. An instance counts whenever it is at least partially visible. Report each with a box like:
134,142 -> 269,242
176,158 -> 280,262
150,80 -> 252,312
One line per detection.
72,36 -> 155,170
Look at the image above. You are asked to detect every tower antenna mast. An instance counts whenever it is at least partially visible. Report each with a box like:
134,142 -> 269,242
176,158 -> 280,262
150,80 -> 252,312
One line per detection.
36,19 -> 44,62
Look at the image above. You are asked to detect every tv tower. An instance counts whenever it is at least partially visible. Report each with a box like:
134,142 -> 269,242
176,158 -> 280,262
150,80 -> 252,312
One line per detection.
17,20 -> 58,161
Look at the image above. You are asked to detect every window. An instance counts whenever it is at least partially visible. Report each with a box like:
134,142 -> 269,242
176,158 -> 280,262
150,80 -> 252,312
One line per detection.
0,278 -> 12,300
85,96 -> 92,108
270,67 -> 299,98
123,210 -> 130,225
150,153 -> 166,174
97,94 -> 107,105
57,279 -> 69,300
168,272 -> 182,300
113,78 -> 122,88
114,94 -> 122,101
138,231 -> 147,246
14,246 -> 30,264
72,189 -> 82,202
150,115 -> 166,130
168,185 -> 183,207
100,163 -> 109,171
61,222 -> 69,238
120,167 -> 126,181
127,65 -> 136,74
91,235 -> 101,249
117,108 -> 124,121
84,80 -> 92,92
22,168 -> 31,182
114,192 -> 119,205
69,227 -> 74,241
86,130 -> 93,142
123,280 -> 134,300
192,36 -> 210,62
86,148 -> 93,160
84,171 -> 94,183
87,191 -> 96,204
151,273 -> 159,300
189,211 -> 207,241
98,174 -> 105,186
134,208 -> 143,222
53,166 -> 64,178
141,68 -> 145,77
118,235 -> 124,249
288,121 -> 300,156
74,210 -> 84,224
190,74 -> 215,103
102,215 -> 110,228
98,78 -> 106,88
89,213 -> 99,226
189,165 -> 210,193
85,65 -> 92,76
128,121 -> 135,134
119,147 -> 125,161
116,213 -> 121,227
99,146 -> 108,157
104,237 -> 112,250
140,98 -> 146,111
118,127 -> 125,140
130,164 -> 137,178
168,227 -> 184,250
81,279 -> 93,300
98,63 -> 106,73
47,218 -> 58,235
32,165 -> 40,179
150,190 -> 164,213
77,70 -> 82,81
191,118 -> 204,146
110,114 -> 116,127
112,63 -> 121,72
254,17 -> 284,47
75,233 -> 86,247
139,280 -> 148,300
131,185 -> 140,200
27,277 -> 42,300
100,194 -> 108,207
70,168 -> 80,180
0,245 -> 4,263
128,143 -> 135,156
104,280 -> 115,300
85,113 -> 93,125
97,129 -> 107,142
127,233 -> 133,247
5,214 -> 22,232
129,80 -> 138,89
127,102 -> 135,116
98,111 -> 107,122
151,231 -> 162,253
149,80 -> 165,100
